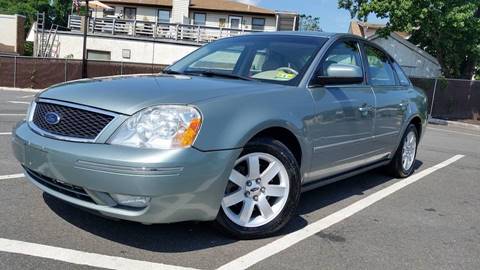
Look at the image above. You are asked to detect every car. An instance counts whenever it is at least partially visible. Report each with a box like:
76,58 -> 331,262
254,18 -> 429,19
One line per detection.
12,32 -> 427,239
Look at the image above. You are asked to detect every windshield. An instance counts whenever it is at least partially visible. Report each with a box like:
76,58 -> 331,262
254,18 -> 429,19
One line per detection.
166,35 -> 328,86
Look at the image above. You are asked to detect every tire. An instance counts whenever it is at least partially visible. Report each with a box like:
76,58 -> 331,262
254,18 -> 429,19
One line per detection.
385,124 -> 419,178
215,137 -> 301,239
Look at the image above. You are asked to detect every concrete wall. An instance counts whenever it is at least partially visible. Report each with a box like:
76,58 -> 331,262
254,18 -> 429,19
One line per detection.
54,32 -> 199,65
0,14 -> 25,54
371,35 -> 441,78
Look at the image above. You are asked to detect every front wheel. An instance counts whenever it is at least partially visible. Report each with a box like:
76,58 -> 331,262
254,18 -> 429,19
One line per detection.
385,124 -> 419,178
215,138 -> 301,239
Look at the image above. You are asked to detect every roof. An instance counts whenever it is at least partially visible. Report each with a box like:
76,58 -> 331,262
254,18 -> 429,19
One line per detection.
369,32 -> 440,66
349,20 -> 410,39
102,0 -> 276,15
249,31 -> 336,38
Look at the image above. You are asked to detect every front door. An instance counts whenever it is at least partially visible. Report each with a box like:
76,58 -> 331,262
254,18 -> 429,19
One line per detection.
307,40 -> 378,182
229,16 -> 242,29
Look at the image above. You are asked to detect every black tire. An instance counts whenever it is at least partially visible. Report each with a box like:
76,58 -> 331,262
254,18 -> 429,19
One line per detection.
215,137 -> 301,239
385,124 -> 419,178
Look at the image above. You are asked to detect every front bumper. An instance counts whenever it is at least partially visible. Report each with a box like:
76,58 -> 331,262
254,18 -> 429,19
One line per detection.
12,121 -> 241,224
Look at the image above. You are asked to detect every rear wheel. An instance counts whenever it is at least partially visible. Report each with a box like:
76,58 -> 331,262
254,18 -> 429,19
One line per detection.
386,124 -> 419,178
216,138 -> 301,239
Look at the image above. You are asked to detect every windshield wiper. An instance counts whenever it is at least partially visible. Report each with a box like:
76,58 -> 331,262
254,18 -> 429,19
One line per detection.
162,69 -> 184,75
187,70 -> 254,81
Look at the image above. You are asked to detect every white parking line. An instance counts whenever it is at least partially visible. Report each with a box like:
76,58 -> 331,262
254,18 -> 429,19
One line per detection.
8,101 -> 30,105
0,132 -> 12,136
0,238 -> 198,270
0,173 -> 24,180
428,127 -> 480,138
218,155 -> 465,270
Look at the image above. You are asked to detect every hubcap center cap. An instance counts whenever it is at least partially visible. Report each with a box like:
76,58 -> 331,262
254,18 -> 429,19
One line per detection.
246,181 -> 262,197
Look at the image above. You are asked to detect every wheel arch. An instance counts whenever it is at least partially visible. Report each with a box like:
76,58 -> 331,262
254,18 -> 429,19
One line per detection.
246,125 -> 304,168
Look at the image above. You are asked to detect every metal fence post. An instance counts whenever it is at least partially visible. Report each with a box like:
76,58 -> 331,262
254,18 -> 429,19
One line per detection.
429,78 -> 438,119
13,56 -> 17,88
64,58 -> 68,82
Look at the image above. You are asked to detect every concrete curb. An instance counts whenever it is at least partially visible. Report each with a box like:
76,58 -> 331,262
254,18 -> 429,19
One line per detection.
0,87 -> 42,93
429,118 -> 480,131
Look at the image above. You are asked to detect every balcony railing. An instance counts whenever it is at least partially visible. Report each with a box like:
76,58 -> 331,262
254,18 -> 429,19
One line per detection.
68,15 -> 263,43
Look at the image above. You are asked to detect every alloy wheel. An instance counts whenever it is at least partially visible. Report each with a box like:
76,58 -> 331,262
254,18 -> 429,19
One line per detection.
221,152 -> 290,228
401,130 -> 417,171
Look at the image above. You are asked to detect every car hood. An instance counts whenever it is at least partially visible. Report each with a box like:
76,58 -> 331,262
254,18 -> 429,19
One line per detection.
39,74 -> 268,115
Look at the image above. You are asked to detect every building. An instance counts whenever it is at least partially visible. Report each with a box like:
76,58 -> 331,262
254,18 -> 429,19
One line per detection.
349,21 -> 441,78
27,0 -> 298,65
0,14 -> 26,55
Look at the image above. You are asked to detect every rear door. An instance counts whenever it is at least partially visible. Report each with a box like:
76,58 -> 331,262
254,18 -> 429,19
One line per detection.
307,39 -> 377,181
363,43 -> 408,153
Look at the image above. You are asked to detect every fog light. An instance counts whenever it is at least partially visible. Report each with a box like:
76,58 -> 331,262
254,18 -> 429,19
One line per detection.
110,194 -> 151,208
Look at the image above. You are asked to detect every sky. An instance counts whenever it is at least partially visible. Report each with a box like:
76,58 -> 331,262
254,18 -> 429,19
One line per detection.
234,0 -> 387,33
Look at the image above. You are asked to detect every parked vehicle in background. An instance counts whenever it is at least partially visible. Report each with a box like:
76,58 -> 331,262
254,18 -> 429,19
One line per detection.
12,32 -> 427,239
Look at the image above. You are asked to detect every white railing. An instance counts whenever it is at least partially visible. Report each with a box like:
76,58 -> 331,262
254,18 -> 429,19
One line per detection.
68,15 -> 262,43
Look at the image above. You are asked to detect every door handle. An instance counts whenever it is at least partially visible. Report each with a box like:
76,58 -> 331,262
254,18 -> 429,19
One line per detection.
358,105 -> 374,112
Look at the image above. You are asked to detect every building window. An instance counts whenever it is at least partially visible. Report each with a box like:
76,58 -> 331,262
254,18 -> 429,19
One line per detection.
252,17 -> 265,31
193,13 -> 206,26
123,7 -> 137,20
219,18 -> 226,28
103,8 -> 115,17
158,9 -> 171,23
122,49 -> 131,59
87,50 -> 111,61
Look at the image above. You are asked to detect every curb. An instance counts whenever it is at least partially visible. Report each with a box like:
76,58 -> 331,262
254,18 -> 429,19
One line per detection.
429,118 -> 480,131
0,87 -> 42,93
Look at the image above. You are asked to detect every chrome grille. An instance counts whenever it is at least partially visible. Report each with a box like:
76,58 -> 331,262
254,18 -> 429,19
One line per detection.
25,167 -> 95,204
32,102 -> 114,140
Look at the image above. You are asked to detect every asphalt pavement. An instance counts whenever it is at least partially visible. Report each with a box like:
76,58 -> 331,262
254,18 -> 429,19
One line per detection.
0,88 -> 479,270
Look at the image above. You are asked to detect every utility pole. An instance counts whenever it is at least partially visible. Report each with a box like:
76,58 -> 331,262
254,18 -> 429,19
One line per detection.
81,0 -> 89,78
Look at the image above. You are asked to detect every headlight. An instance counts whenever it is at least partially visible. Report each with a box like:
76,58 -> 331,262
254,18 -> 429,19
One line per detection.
108,105 -> 202,149
26,101 -> 37,122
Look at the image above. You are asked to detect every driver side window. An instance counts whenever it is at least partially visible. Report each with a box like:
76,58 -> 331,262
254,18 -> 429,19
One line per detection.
319,40 -> 363,77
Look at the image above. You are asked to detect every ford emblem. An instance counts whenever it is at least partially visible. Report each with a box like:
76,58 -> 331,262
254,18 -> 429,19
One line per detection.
45,112 -> 61,125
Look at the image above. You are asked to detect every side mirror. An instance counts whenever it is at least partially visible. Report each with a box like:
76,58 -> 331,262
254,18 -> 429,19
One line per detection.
312,64 -> 364,86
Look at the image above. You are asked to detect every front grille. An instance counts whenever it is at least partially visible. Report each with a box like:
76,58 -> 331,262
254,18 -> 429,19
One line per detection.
32,102 -> 114,140
25,168 -> 96,204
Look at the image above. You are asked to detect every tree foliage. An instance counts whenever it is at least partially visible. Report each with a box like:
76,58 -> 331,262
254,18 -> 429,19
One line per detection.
0,0 -> 71,34
338,0 -> 480,79
299,14 -> 322,31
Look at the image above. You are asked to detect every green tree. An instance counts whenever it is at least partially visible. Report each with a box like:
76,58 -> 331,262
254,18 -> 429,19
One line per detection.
338,0 -> 480,79
0,0 -> 71,35
299,14 -> 322,31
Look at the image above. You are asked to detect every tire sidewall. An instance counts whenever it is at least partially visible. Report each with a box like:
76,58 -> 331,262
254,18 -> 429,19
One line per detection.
216,138 -> 301,239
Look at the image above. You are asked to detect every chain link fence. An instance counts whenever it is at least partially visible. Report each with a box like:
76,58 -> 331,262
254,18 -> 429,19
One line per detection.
0,55 -> 166,89
1,55 -> 478,121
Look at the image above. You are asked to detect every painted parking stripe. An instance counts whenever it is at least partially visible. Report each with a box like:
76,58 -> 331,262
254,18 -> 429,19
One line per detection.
0,238 -> 198,270
8,101 -> 30,105
0,174 -> 24,180
428,127 -> 480,138
218,155 -> 465,270
0,132 -> 12,136
0,114 -> 25,116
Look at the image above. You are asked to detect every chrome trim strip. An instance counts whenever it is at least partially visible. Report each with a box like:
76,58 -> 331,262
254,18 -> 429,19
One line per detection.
313,131 -> 399,151
28,99 -> 119,143
74,160 -> 184,176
